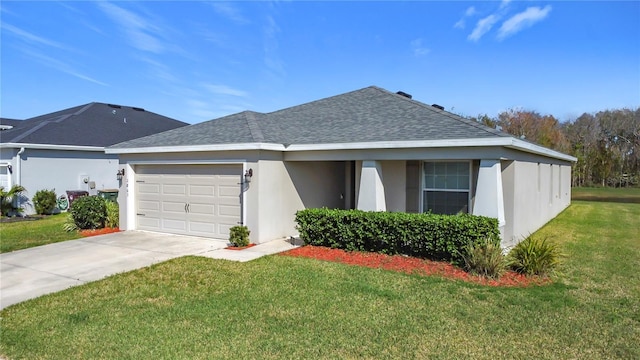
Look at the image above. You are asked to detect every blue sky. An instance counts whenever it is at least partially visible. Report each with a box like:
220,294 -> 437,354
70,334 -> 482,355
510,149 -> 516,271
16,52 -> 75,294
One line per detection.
1,1 -> 638,124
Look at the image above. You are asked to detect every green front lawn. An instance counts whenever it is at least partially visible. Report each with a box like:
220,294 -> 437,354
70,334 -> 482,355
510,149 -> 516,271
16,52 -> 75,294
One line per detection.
1,200 -> 638,359
0,214 -> 81,253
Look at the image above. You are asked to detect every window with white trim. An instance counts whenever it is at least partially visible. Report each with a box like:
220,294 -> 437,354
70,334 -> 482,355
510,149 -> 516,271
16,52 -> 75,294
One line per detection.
422,161 -> 471,215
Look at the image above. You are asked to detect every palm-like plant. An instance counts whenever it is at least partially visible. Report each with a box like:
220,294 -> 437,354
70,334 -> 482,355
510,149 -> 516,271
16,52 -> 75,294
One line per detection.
0,185 -> 27,217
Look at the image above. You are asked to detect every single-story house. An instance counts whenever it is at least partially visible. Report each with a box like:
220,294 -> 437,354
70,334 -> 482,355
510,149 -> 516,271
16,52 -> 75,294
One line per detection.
107,86 -> 576,248
0,103 -> 187,214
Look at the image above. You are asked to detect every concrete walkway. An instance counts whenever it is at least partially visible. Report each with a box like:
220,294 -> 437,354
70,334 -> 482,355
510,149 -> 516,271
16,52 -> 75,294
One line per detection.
0,231 -> 299,310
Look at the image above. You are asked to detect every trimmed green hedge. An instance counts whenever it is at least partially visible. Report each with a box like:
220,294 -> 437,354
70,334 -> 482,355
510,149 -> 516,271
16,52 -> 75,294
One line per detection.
295,209 -> 500,264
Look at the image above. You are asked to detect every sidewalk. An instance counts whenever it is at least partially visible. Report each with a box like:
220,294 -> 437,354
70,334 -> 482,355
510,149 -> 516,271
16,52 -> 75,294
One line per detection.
202,237 -> 302,262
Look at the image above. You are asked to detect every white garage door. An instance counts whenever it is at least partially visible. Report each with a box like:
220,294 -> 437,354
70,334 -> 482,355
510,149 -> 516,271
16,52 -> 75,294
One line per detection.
135,164 -> 241,239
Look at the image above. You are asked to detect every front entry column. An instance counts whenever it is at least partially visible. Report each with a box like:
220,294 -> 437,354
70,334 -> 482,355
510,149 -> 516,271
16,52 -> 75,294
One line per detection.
472,159 -> 505,226
357,160 -> 386,211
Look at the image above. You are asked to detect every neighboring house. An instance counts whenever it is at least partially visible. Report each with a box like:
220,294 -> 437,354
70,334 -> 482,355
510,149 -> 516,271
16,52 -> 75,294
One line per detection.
107,86 -> 576,248
0,103 -> 187,214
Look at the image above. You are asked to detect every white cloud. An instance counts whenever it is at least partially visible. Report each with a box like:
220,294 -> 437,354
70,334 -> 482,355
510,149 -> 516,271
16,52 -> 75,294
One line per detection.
1,23 -> 69,50
468,14 -> 500,42
410,38 -> 430,56
499,0 -> 512,10
20,47 -> 108,86
202,84 -> 248,97
465,6 -> 477,17
454,6 -> 477,29
210,2 -> 249,24
263,15 -> 285,80
97,2 -> 166,53
498,5 -> 552,40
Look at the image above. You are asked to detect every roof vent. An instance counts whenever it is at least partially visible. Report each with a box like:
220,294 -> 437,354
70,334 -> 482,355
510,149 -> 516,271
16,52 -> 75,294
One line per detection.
396,91 -> 412,99
431,104 -> 444,110
107,104 -> 122,109
131,107 -> 145,112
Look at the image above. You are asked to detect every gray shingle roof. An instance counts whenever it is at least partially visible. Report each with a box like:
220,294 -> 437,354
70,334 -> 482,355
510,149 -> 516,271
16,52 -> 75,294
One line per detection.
1,103 -> 187,147
110,86 -> 510,149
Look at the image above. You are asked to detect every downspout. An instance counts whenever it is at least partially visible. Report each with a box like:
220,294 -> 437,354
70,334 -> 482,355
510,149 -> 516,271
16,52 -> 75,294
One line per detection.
16,147 -> 25,186
16,147 -> 25,211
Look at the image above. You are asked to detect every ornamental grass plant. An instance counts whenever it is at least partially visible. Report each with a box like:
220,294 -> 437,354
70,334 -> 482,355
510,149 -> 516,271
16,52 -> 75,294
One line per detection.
461,237 -> 506,279
508,234 -> 562,276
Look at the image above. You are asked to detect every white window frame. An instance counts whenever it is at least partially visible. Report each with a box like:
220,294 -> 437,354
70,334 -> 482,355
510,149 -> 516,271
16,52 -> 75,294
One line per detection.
420,160 -> 472,215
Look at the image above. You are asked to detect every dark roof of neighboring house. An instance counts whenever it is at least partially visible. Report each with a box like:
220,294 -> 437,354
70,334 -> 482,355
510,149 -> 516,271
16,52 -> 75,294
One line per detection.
0,118 -> 24,126
1,103 -> 188,147
110,86 -> 509,149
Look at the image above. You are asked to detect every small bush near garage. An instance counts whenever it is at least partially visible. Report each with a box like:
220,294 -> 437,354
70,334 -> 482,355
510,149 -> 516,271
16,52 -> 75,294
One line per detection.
105,201 -> 119,228
70,195 -> 107,230
507,234 -> 562,276
229,225 -> 251,247
33,189 -> 58,215
295,209 -> 500,264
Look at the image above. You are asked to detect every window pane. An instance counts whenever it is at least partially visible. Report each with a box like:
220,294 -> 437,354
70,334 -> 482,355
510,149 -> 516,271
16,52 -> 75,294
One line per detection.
424,191 -> 468,215
457,162 -> 469,176
425,175 -> 434,188
423,161 -> 471,190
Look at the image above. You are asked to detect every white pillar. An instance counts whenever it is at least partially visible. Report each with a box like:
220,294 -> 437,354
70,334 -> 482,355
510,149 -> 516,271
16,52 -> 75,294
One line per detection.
473,160 -> 505,226
357,160 -> 386,211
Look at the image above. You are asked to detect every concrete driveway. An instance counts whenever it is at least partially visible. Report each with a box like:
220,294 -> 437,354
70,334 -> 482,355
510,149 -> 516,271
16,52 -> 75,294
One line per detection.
0,231 -> 228,310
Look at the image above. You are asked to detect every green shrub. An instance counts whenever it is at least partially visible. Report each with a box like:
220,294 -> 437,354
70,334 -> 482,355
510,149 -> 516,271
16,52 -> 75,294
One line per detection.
508,234 -> 562,276
105,201 -> 119,228
462,237 -> 506,279
229,225 -> 250,247
70,196 -> 107,230
33,189 -> 58,215
295,208 -> 500,264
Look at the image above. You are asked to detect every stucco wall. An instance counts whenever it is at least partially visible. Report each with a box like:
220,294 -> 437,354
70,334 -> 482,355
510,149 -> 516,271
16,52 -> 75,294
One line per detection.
382,161 -> 406,212
116,152 -> 347,243
502,160 -> 572,248
6,148 -> 118,214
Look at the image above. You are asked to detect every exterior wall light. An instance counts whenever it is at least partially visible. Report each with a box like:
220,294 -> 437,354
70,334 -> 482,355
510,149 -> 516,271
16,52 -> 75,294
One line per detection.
244,168 -> 253,183
116,168 -> 125,181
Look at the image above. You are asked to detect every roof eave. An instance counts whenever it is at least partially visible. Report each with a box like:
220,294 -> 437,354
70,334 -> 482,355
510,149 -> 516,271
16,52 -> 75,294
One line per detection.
0,142 -> 105,152
105,138 -> 577,162
506,138 -> 577,162
288,138 -> 576,162
105,142 -> 286,154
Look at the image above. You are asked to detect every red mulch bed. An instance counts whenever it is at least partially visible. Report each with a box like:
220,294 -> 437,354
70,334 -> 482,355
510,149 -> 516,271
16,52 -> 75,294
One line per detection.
80,228 -> 121,237
281,245 -> 549,287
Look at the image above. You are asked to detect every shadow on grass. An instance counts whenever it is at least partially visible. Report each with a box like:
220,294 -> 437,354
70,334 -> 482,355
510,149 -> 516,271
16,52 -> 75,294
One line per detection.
572,196 -> 640,204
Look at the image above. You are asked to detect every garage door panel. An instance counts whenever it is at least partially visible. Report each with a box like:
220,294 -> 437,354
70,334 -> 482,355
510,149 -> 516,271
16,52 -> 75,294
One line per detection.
189,221 -> 216,234
162,201 -> 188,214
190,184 -> 215,196
163,184 -> 187,195
138,200 -> 160,212
188,203 -> 215,216
136,164 -> 241,239
138,217 -> 160,229
138,183 -> 161,194
162,219 -> 187,231
219,204 -> 239,216
219,185 -> 240,197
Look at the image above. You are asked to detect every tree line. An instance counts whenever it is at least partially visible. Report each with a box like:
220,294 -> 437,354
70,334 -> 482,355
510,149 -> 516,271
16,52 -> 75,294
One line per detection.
470,107 -> 640,187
